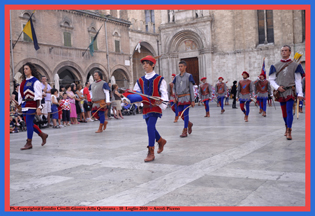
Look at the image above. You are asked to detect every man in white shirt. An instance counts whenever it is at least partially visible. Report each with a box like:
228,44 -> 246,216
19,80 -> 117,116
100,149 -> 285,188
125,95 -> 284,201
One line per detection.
133,55 -> 169,162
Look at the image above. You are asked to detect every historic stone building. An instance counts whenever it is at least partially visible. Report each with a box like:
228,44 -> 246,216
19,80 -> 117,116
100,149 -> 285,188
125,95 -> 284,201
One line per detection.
159,10 -> 306,86
10,9 -> 305,91
10,10 -> 132,89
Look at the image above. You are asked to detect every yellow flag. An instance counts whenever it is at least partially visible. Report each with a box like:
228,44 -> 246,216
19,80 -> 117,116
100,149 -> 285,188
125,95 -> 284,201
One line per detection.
23,20 -> 33,41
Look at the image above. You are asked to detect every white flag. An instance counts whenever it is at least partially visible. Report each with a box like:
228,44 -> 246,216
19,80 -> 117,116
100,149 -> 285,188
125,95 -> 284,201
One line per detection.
135,41 -> 141,53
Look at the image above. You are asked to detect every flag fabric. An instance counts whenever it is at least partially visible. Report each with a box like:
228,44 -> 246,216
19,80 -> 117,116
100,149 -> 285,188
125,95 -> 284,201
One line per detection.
89,26 -> 102,56
23,18 -> 40,50
123,91 -> 150,104
135,41 -> 141,53
261,58 -> 266,76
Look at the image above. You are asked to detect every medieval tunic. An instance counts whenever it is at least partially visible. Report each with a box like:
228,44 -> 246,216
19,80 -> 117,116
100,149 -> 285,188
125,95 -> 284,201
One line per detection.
172,72 -> 195,105
215,82 -> 227,98
199,82 -> 212,102
254,79 -> 271,100
90,80 -> 110,112
269,60 -> 304,102
237,79 -> 253,102
133,71 -> 168,118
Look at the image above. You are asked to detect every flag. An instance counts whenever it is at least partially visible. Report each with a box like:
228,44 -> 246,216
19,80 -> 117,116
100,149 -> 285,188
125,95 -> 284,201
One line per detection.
89,26 -> 102,56
23,18 -> 40,50
123,90 -> 150,104
135,41 -> 141,53
261,58 -> 266,76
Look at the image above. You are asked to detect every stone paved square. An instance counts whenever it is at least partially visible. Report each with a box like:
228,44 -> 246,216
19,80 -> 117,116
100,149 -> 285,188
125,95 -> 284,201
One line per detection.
9,103 -> 306,206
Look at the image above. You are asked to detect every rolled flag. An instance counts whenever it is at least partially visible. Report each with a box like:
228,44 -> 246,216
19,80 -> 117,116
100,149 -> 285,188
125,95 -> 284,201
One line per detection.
135,41 -> 141,53
123,90 -> 150,104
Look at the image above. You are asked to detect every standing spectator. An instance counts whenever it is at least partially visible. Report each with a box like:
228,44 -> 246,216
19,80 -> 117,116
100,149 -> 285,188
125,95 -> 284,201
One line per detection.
70,84 -> 79,124
83,81 -> 93,122
59,85 -> 65,98
51,88 -> 60,128
112,84 -> 124,119
76,84 -> 87,123
65,84 -> 77,125
225,85 -> 230,105
12,83 -> 19,101
60,93 -> 71,126
231,81 -> 238,109
42,76 -> 52,127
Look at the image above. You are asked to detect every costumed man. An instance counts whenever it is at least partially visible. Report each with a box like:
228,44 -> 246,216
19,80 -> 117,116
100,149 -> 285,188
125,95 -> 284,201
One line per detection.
90,70 -> 110,133
269,45 -> 304,140
236,71 -> 253,122
133,55 -> 168,162
18,62 -> 48,150
173,61 -> 195,138
255,73 -> 271,117
215,77 -> 227,114
199,77 -> 212,117
168,73 -> 179,123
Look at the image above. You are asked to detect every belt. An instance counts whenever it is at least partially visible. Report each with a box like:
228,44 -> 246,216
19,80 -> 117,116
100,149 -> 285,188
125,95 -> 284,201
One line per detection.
282,86 -> 295,90
143,104 -> 158,108
25,99 -> 34,102
93,99 -> 105,104
177,93 -> 190,98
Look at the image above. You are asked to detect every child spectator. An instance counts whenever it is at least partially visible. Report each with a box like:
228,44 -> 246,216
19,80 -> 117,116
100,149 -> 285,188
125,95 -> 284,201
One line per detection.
57,97 -> 63,127
60,92 -> 71,126
51,88 -> 60,128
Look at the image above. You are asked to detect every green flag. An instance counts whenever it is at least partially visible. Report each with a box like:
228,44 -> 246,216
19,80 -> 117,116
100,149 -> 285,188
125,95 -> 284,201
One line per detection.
89,26 -> 102,56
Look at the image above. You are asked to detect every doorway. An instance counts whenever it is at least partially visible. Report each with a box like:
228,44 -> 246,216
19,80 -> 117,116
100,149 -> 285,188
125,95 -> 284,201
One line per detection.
181,57 -> 199,85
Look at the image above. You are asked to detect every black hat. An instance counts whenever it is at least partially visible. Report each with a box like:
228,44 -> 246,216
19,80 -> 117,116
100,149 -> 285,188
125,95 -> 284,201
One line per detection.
233,81 -> 237,84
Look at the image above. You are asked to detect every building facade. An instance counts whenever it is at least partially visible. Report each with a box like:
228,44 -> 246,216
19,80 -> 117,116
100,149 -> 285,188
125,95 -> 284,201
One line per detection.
10,9 -> 305,91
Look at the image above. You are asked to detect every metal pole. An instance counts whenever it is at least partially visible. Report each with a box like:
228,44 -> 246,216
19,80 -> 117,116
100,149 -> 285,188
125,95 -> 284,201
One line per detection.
105,18 -> 110,82
10,11 -> 15,85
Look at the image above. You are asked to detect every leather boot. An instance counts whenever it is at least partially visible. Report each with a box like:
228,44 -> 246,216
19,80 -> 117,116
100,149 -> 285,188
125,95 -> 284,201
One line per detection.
284,125 -> 288,136
103,121 -> 108,131
180,128 -> 188,138
286,128 -> 292,140
144,146 -> 155,162
204,112 -> 210,117
262,111 -> 266,117
299,107 -> 303,113
221,109 -> 225,114
245,115 -> 248,122
157,137 -> 167,154
21,139 -> 32,150
174,116 -> 179,123
259,109 -> 262,114
95,123 -> 104,133
38,132 -> 48,146
188,121 -> 193,134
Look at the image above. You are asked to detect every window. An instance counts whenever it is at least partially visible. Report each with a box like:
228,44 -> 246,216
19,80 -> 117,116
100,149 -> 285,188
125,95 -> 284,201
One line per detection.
144,10 -> 155,32
23,24 -> 32,42
302,10 -> 305,42
91,36 -> 98,50
257,10 -> 274,44
115,40 -> 120,52
64,32 -> 71,47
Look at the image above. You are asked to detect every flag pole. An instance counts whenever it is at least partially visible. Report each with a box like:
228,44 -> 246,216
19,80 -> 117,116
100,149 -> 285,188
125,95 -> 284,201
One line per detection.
12,11 -> 35,49
10,11 -> 15,86
82,24 -> 103,57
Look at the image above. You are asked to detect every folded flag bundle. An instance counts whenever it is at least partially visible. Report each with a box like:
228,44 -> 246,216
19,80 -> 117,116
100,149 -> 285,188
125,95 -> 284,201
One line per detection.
123,90 -> 150,104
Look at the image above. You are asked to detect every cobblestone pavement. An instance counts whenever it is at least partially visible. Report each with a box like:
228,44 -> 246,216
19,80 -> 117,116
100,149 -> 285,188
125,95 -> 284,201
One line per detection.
10,102 -> 306,206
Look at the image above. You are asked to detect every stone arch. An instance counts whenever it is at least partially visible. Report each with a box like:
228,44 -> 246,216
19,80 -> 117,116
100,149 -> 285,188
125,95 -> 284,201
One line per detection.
131,41 -> 157,85
85,63 -> 108,83
112,30 -> 121,37
53,61 -> 84,85
19,10 -> 36,21
111,65 -> 130,88
15,58 -> 52,81
166,29 -> 206,53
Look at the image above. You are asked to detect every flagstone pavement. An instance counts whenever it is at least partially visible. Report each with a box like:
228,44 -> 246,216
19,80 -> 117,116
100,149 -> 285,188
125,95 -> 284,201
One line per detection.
10,102 -> 306,207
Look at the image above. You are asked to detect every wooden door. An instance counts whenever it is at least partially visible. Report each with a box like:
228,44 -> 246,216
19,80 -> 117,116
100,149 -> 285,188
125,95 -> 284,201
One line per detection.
181,57 -> 199,85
